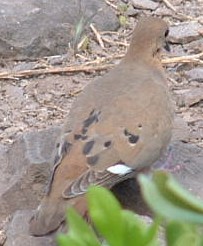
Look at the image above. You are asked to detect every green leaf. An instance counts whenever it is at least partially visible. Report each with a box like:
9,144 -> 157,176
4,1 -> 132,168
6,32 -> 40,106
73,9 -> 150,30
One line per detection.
143,217 -> 161,246
57,234 -> 70,246
118,3 -> 128,13
62,208 -> 100,246
57,233 -> 81,246
122,211 -> 160,246
88,186 -> 124,246
122,210 -> 146,246
166,221 -> 201,246
153,172 -> 203,213
139,173 -> 203,224
119,15 -> 128,27
166,176 -> 203,213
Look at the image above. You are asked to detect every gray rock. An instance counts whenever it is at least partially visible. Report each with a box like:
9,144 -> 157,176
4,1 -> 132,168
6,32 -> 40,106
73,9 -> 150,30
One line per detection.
184,67 -> 203,82
184,39 -> 203,53
169,22 -> 203,44
131,0 -> 159,10
172,142 -> 203,199
4,210 -> 55,246
154,6 -> 173,16
3,85 -> 24,109
0,127 -> 61,223
179,87 -> 203,106
0,0 -> 119,59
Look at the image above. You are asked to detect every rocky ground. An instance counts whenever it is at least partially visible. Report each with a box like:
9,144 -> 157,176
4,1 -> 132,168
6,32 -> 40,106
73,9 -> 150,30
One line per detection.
0,0 -> 202,245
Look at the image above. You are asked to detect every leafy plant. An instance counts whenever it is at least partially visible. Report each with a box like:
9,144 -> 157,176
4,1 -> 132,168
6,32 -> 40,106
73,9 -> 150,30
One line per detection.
118,3 -> 129,27
139,171 -> 203,224
57,186 -> 159,246
72,2 -> 102,53
57,171 -> 203,246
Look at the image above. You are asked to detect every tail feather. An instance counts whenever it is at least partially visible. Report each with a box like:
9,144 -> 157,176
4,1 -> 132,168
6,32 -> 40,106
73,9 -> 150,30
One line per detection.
29,195 -> 88,236
29,197 -> 67,236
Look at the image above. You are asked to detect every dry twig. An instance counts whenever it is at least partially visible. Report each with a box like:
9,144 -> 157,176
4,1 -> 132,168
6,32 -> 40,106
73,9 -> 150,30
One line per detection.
0,64 -> 114,80
0,53 -> 202,80
162,0 -> 176,12
104,0 -> 118,10
102,37 -> 129,47
90,24 -> 105,49
162,52 -> 203,64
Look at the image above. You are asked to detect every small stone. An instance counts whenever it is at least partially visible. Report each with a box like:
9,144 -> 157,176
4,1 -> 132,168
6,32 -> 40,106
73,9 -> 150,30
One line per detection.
182,87 -> 203,107
169,22 -> 202,44
154,6 -> 173,16
126,4 -> 140,16
4,210 -> 55,246
131,0 -> 159,10
184,67 -> 203,82
185,39 -> 203,53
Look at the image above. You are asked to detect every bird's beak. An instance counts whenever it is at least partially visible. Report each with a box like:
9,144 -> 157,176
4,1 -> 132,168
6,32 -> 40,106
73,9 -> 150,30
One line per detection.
164,41 -> 170,52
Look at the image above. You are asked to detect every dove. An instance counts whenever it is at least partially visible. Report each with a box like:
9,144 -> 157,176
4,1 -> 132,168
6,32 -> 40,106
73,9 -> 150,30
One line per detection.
29,16 -> 173,236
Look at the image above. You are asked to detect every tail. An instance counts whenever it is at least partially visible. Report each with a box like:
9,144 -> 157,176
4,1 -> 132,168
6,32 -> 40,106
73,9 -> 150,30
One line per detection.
29,193 -> 88,236
29,140 -> 89,236
29,196 -> 67,236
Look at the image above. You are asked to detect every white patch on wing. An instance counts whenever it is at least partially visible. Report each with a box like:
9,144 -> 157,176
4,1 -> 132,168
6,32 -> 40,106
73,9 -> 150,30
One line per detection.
107,164 -> 132,175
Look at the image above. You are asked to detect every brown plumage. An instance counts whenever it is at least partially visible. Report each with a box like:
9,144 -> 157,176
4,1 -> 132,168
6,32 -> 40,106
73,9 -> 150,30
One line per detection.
29,17 -> 173,236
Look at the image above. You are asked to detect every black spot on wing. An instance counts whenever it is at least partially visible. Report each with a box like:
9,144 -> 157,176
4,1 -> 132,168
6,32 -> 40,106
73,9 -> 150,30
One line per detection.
83,115 -> 97,128
123,129 -> 139,145
54,141 -> 72,165
81,135 -> 88,140
124,129 -> 130,136
83,110 -> 101,128
87,155 -> 99,165
104,140 -> 112,148
89,109 -> 95,115
61,141 -> 72,154
82,127 -> 88,135
129,135 -> 139,144
74,134 -> 82,140
83,140 -> 95,155
138,124 -> 143,130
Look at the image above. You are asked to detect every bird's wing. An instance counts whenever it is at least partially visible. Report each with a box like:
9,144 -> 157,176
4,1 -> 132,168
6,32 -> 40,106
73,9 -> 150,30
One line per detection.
47,79 -> 171,198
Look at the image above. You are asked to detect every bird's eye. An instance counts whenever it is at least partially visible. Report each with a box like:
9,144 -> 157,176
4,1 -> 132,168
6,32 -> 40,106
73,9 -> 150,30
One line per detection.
165,29 -> 169,37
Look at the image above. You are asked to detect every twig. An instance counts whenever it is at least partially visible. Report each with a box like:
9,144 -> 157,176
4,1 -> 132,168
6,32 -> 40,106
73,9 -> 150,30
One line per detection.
46,105 -> 69,113
0,52 -> 202,80
0,64 -> 114,79
162,0 -> 176,12
104,0 -> 118,10
168,77 -> 181,85
69,89 -> 83,97
102,37 -> 129,47
90,23 -> 105,49
77,36 -> 88,51
21,106 -> 68,113
100,31 -> 119,35
162,52 -> 203,64
75,53 -> 89,60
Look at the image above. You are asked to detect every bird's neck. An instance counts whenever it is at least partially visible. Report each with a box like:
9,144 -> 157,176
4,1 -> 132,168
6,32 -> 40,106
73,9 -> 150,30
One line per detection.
123,48 -> 163,71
